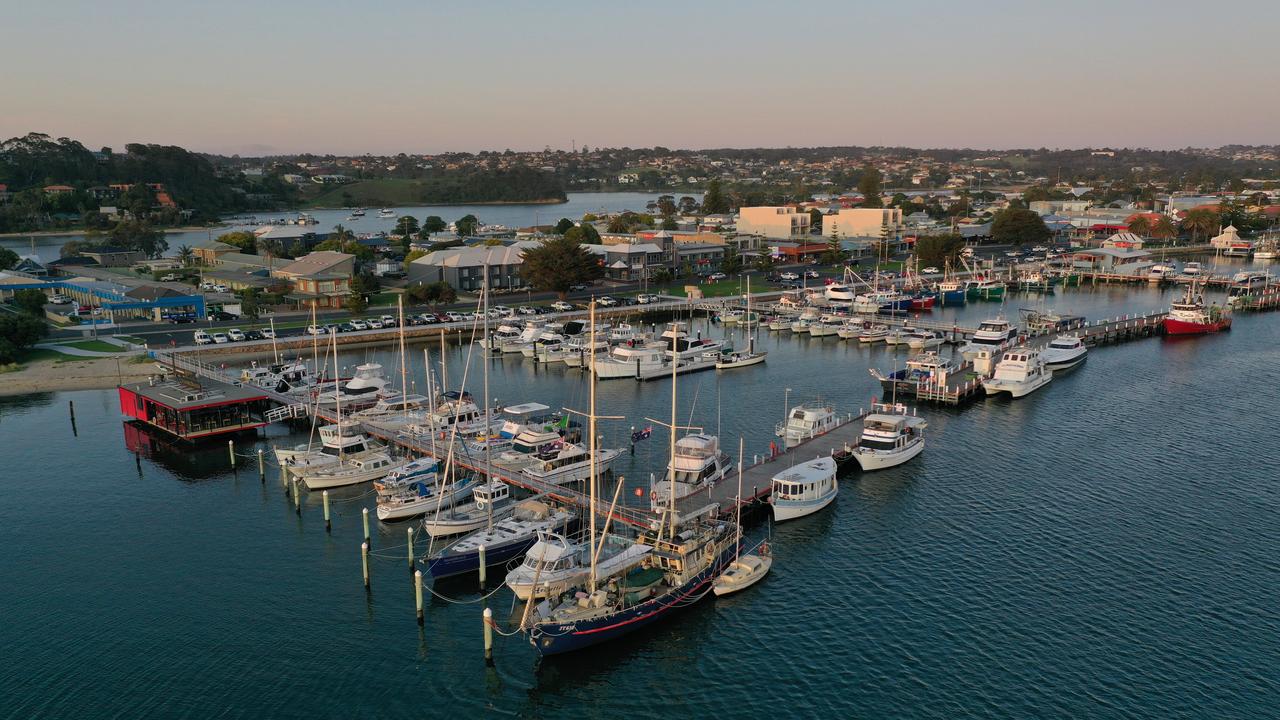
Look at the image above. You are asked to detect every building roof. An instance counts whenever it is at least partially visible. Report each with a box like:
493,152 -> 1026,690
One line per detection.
126,285 -> 188,301
413,245 -> 526,268
123,377 -> 266,411
1074,247 -> 1151,259
275,251 -> 353,277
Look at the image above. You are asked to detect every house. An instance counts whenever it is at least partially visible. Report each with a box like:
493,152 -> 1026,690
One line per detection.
1100,232 -> 1145,250
43,184 -> 75,195
582,242 -> 666,281
193,240 -> 238,265
673,242 -> 725,274
11,255 -> 48,277
736,206 -> 811,239
407,244 -> 527,293
1070,247 -> 1154,276
81,247 -> 142,267
271,251 -> 356,309
823,208 -> 905,240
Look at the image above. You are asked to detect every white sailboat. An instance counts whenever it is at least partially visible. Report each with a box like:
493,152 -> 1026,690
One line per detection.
713,437 -> 772,596
717,277 -> 767,369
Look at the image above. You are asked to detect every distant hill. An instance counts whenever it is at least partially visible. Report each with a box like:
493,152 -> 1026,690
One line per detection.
306,168 -> 567,207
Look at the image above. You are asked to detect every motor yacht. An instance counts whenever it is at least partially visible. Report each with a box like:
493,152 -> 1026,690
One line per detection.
982,347 -> 1053,398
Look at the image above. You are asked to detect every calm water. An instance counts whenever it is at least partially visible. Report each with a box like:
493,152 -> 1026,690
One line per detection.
3,285 -> 1278,719
1,192 -> 682,262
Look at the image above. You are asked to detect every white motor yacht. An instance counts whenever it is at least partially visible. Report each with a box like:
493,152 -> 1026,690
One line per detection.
593,342 -> 667,379
858,324 -> 890,343
848,403 -> 927,471
905,329 -> 945,349
1041,334 -> 1088,372
960,319 -> 1019,361
983,347 -> 1053,398
649,433 -> 732,510
352,393 -> 431,428
775,401 -> 840,445
658,322 -> 722,359
504,530 -> 651,601
770,457 -> 838,522
276,419 -> 380,474
519,442 -> 622,486
421,482 -> 516,538
312,362 -> 389,412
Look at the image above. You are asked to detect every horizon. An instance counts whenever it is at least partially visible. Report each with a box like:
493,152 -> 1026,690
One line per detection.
5,1 -> 1279,155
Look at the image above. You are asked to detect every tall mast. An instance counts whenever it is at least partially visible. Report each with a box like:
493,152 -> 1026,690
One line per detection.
332,329 -> 343,461
735,436 -> 744,563
398,295 -> 408,419
482,260 -> 493,532
667,336 -> 678,536
310,304 -> 318,378
270,317 -> 279,364
747,275 -> 753,355
587,300 -> 599,591
424,347 -> 437,459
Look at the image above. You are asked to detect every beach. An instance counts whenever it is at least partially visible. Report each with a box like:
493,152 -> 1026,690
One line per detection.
0,356 -> 158,396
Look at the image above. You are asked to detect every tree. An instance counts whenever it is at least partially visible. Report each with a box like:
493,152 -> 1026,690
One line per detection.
1151,215 -> 1177,240
809,208 -> 823,232
420,215 -> 447,237
0,247 -> 18,270
564,224 -> 600,244
721,246 -> 743,275
661,216 -> 678,231
822,226 -> 847,264
554,218 -> 575,235
915,233 -> 966,269
406,281 -> 457,305
256,236 -> 284,272
237,288 -> 262,320
394,215 -> 420,240
1181,208 -> 1220,242
520,235 -> 604,298
350,271 -> 381,296
606,214 -> 631,233
753,253 -> 774,272
12,288 -> 48,314
110,220 -> 168,258
216,231 -> 257,253
118,183 -> 155,220
0,313 -> 48,364
858,166 -> 883,208
176,244 -> 195,267
701,179 -> 730,214
344,290 -> 368,314
1128,215 -> 1153,237
455,214 -> 479,237
990,208 -> 1051,246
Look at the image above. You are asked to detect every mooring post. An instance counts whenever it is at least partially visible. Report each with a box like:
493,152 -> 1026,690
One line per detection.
323,490 -> 331,531
478,544 -> 487,590
362,507 -> 371,548
257,448 -> 265,479
483,607 -> 494,665
415,570 -> 424,626
361,541 -> 370,589
228,439 -> 236,467
407,526 -> 415,572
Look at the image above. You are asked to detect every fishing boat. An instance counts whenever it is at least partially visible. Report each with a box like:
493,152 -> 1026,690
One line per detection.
869,351 -> 960,397
982,347 -> 1053,398
959,318 -> 1020,361
426,499 -> 575,579
1163,283 -> 1232,335
505,530 -> 651,601
1020,309 -> 1086,335
770,457 -> 838,522
375,460 -> 479,521
775,401 -> 839,445
1041,335 -> 1088,372
421,482 -> 516,537
593,342 -> 667,380
519,441 -> 622,485
847,403 -> 926,471
910,292 -> 937,311
649,433 -> 733,510
1018,271 -> 1054,293
659,321 -> 722,360
274,419 -> 380,471
965,278 -> 1006,300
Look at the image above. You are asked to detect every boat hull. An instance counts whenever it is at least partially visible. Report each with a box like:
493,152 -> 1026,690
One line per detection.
1043,351 -> 1087,373
712,554 -> 772,597
428,534 -> 541,579
1163,317 -> 1232,335
853,437 -> 923,471
772,484 -> 837,522
982,372 -> 1053,399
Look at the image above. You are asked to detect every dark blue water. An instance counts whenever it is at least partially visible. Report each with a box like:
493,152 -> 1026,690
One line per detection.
3,284 -> 1278,719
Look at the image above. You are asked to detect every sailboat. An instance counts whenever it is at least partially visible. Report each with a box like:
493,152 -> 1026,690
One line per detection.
713,437 -> 772,596
717,276 -> 767,369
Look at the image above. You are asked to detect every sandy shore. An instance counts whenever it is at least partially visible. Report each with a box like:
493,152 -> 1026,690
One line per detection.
0,356 -> 159,396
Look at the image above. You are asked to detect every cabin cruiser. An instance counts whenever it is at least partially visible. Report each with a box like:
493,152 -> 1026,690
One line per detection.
649,433 -> 733,510
402,390 -> 494,438
427,499 -> 575,580
351,393 -> 431,429
824,283 -> 857,304
481,321 -> 524,351
524,332 -> 566,362
499,321 -> 545,353
505,530 -> 651,601
807,316 -> 844,337
775,401 -> 839,446
1147,262 -> 1178,283
519,441 -> 622,486
561,333 -> 611,367
377,208 -> 396,218
883,326 -> 915,346
275,419 -> 381,473
982,347 -> 1053,398
1228,271 -> 1271,307
845,403 -> 927,471
658,322 -> 722,359
1178,261 -> 1204,280
858,324 -> 890,343
463,402 -> 571,455
608,323 -> 644,344
593,342 -> 667,379
854,290 -> 909,314
869,351 -> 960,395
312,363 -> 389,412
770,457 -> 838,522
905,329 -> 944,349
298,449 -> 405,490
240,360 -> 315,395
422,482 -> 516,538
494,425 -> 580,470
960,319 -> 1019,361
1041,335 -> 1088,372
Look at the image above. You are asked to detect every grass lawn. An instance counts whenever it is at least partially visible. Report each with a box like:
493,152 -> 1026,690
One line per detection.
18,349 -> 82,363
59,339 -> 130,353
368,291 -> 402,307
660,280 -> 753,298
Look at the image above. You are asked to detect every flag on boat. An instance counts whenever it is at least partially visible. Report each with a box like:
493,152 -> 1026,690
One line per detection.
631,426 -> 653,443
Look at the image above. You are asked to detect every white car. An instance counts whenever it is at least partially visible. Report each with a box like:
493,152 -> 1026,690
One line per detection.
922,266 -> 940,274
211,333 -> 229,344
517,306 -> 537,315
380,314 -> 396,326
261,328 -> 276,338
48,294 -> 72,305
199,282 -> 215,291
493,305 -> 514,317
160,274 -> 179,282
636,293 -> 659,304
194,331 -> 212,345
306,325 -> 324,335
445,312 -> 465,322
597,296 -> 618,307
707,272 -> 727,280
779,271 -> 800,281
551,301 -> 573,312
213,284 -> 230,293
367,319 -> 384,329
227,329 -> 246,341
350,320 -> 369,331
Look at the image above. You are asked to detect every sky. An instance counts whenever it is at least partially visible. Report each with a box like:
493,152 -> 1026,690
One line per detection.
2,0 -> 1277,155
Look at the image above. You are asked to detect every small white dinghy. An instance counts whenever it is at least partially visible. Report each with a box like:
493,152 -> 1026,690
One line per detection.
713,544 -> 773,597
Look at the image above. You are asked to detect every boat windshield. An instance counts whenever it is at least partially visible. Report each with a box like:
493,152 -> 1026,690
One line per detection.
859,437 -> 899,451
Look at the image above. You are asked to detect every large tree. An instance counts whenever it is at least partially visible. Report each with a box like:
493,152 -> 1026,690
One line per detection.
0,313 -> 48,364
701,179 -> 729,214
915,233 -> 966,269
0,247 -> 18,270
564,223 -> 601,244
216,231 -> 258,253
1150,215 -> 1177,240
991,207 -> 1051,246
455,214 -> 479,237
1127,215 -> 1153,236
394,215 -> 420,239
1181,208 -> 1220,242
554,218 -> 575,235
12,288 -> 48,314
858,166 -> 883,208
256,236 -> 284,271
420,215 -> 447,237
521,236 -> 604,299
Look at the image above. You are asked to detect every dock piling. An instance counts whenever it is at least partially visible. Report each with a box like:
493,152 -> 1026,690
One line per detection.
362,507 -> 371,547
323,490 -> 331,531
361,541 -> 370,588
257,448 -> 265,479
478,544 -> 487,590
228,439 -> 235,467
293,478 -> 301,516
415,570 -> 424,626
407,527 -> 415,571
483,607 -> 494,665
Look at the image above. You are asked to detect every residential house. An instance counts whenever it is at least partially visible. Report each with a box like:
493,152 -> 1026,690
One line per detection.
81,247 -> 142,267
407,244 -> 527,293
583,242 -> 666,281
271,251 -> 356,309
43,184 -> 75,196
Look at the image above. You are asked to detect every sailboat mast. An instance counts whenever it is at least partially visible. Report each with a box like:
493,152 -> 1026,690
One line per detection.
747,275 -> 754,355
588,300 -> 599,592
482,261 -> 493,532
667,336 -> 678,536
270,317 -> 279,364
398,295 -> 408,418
735,436 -> 743,563
311,304 -> 318,378
332,329 -> 343,460
424,347 -> 437,459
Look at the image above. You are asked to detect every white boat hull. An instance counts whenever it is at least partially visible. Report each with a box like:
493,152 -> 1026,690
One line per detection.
715,352 -> 766,369
712,553 -> 773,596
772,484 -> 837,522
853,436 -> 924,471
302,459 -> 406,490
983,371 -> 1053,398
423,503 -> 517,538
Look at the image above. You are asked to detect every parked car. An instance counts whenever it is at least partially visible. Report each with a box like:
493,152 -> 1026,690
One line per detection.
779,271 -> 800,281
922,266 -> 940,274
517,305 -> 537,315
493,305 -> 514,317
568,283 -> 589,292
803,270 -> 820,279
367,319 -> 384,329
416,313 -> 438,324
48,294 -> 72,305
167,314 -> 196,324
306,325 -> 325,335
244,330 -> 264,341
550,301 -> 573,312
211,333 -> 230,344
445,312 -> 465,323
380,314 -> 396,326
350,320 -> 369,330
213,284 -> 230,293
707,272 -> 727,281
597,296 -> 618,307
636,293 -> 659,304
617,297 -> 639,306
209,310 -> 238,321
193,330 -> 212,345
260,328 -> 276,339
337,322 -> 356,333
227,329 -> 246,342
160,273 -> 179,282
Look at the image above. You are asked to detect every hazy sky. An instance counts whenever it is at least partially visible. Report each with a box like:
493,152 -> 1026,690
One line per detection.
3,0 -> 1277,155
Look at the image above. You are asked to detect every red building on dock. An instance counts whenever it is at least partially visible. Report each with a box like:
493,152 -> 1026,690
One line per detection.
118,378 -> 268,441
